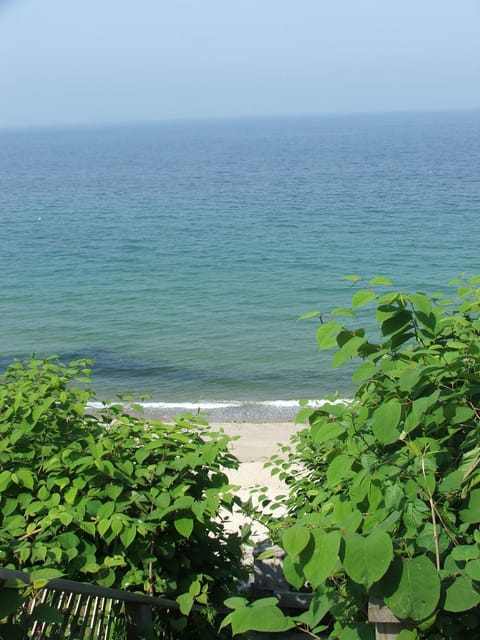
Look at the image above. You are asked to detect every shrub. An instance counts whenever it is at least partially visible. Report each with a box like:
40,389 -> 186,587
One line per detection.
223,275 -> 480,639
0,357 -> 247,638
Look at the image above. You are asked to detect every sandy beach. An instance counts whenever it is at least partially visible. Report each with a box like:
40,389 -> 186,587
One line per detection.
210,421 -> 304,538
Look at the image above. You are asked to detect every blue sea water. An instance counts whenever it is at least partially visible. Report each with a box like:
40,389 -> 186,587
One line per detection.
1,110 -> 479,420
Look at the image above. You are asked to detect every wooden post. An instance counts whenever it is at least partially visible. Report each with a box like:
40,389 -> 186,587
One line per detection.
368,597 -> 415,640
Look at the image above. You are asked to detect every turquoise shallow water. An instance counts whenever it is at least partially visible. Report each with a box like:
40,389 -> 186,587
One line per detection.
1,111 -> 479,419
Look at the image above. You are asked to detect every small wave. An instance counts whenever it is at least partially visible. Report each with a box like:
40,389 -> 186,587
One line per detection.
87,397 -> 352,422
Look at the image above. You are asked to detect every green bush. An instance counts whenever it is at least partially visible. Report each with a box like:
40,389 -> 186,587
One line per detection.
0,357 -> 247,638
223,275 -> 480,639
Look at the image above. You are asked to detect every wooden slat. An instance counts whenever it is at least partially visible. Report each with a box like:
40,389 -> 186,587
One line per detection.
368,597 -> 415,640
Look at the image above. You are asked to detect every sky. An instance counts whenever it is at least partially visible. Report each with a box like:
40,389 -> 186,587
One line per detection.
0,0 -> 479,128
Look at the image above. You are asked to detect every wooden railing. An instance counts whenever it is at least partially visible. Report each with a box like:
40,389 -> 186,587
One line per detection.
1,562 -> 413,640
0,567 -> 180,639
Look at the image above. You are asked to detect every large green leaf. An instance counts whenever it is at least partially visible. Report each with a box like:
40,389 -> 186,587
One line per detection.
312,421 -> 346,444
327,454 -> 354,487
316,321 -> 342,350
303,529 -> 341,588
380,309 -> 412,337
174,517 -> 194,539
342,530 -> 393,588
282,525 -> 311,558
443,576 -> 480,612
371,399 -> 401,445
352,361 -> 377,383
404,391 -> 439,433
370,277 -> 393,286
282,554 -> 305,590
0,469 -> 12,492
466,559 -> 480,581
460,489 -> 480,524
119,524 -> 136,548
221,599 -> 295,635
352,289 -> 376,309
333,336 -> 365,368
383,556 -> 440,621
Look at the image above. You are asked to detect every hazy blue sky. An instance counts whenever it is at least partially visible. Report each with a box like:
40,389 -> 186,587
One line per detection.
1,0 -> 479,128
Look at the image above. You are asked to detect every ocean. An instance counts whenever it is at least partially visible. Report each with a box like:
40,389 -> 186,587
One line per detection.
1,110 -> 479,420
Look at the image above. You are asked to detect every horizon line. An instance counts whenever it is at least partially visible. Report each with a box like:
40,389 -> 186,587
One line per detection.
1,105 -> 479,134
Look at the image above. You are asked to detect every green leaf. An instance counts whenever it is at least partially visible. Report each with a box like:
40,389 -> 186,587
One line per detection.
404,391 -> 440,434
332,307 -> 356,317
299,310 -> 322,320
380,310 -> 412,337
316,321 -> 342,350
120,525 -> 136,548
398,367 -> 421,392
397,632 -> 418,640
222,600 -> 295,635
29,568 -> 63,582
439,469 -> 463,493
174,517 -> 194,539
15,468 -> 35,490
0,469 -> 12,491
371,399 -> 402,445
451,405 -> 474,424
327,454 -> 354,487
352,361 -> 377,384
460,489 -> 480,524
352,289 -> 376,309
342,530 -> 393,588
370,277 -> 393,286
224,596 -> 249,610
451,545 -> 479,562
444,576 -> 480,612
104,554 -> 127,568
296,589 -> 333,630
295,407 -> 314,423
303,530 -> 341,588
409,293 -> 441,335
311,421 -> 345,444
81,561 -> 101,574
333,336 -> 365,368
64,486 -> 77,504
384,485 -> 404,510
32,397 -> 56,424
382,556 -> 440,621
177,592 -> 195,616
111,517 -> 123,536
466,559 -> 480,581
282,526 -> 311,558
97,518 -> 111,537
97,502 -> 115,520
281,554 -> 305,591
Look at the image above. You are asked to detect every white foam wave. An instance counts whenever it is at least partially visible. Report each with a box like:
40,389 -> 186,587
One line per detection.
87,397 -> 353,421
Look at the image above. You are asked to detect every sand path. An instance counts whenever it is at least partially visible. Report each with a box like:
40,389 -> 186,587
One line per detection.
210,421 -> 303,538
